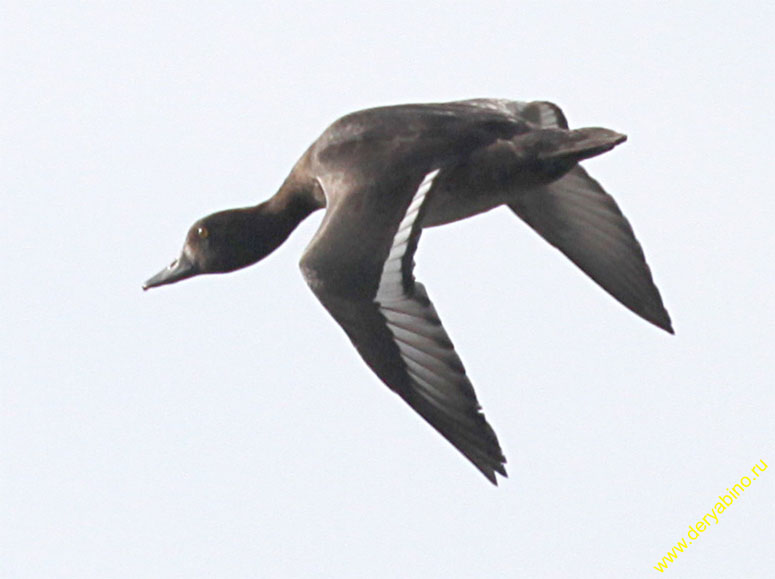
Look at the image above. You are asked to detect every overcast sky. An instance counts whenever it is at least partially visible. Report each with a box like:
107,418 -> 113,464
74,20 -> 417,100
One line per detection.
3,2 -> 774,577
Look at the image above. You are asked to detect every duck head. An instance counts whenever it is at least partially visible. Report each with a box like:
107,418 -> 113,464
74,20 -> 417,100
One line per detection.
143,205 -> 293,290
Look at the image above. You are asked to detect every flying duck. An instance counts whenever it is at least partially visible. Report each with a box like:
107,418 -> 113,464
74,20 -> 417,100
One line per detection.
143,99 -> 672,484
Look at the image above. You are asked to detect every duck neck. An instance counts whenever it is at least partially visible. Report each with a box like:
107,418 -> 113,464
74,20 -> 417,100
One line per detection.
240,176 -> 323,266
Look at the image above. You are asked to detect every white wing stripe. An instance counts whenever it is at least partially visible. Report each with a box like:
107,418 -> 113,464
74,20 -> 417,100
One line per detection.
391,333 -> 458,369
381,304 -> 437,326
401,351 -> 470,391
391,229 -> 411,247
375,167 -> 479,407
372,167 -> 485,418
377,169 -> 440,301
384,317 -> 448,343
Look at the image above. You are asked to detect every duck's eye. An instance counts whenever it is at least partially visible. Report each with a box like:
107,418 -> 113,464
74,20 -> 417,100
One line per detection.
197,226 -> 209,239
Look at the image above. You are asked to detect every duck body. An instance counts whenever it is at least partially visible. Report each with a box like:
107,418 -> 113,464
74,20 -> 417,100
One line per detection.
305,99 -> 620,228
144,99 -> 672,484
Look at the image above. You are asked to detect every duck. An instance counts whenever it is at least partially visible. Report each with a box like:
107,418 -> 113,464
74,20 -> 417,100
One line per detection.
143,98 -> 673,484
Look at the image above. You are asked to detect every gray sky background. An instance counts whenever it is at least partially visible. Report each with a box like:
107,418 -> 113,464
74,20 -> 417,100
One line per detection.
3,2 -> 774,577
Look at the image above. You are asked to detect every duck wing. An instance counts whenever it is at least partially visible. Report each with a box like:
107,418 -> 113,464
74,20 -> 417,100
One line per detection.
456,98 -> 569,129
300,169 -> 507,483
509,165 -> 673,332
457,99 -> 672,331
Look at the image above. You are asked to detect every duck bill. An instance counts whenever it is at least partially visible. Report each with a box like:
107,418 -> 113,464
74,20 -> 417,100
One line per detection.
143,253 -> 198,290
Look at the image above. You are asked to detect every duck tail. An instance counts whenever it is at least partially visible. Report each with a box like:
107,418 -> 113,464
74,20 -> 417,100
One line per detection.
536,127 -> 627,164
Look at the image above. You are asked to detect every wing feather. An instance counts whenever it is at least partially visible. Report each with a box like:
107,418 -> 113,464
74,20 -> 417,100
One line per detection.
302,169 -> 507,483
509,165 -> 673,332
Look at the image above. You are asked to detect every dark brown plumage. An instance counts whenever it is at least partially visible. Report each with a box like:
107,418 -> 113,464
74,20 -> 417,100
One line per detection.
144,99 -> 672,483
